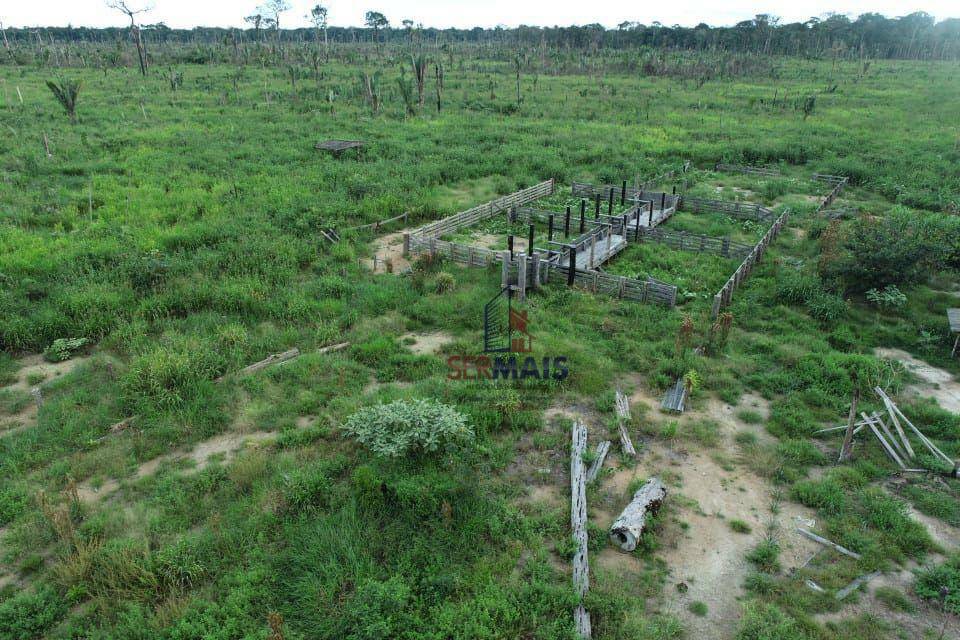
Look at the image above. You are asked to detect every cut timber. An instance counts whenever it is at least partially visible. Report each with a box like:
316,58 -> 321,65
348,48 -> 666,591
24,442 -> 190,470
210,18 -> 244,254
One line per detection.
225,348 -> 301,381
570,419 -> 592,638
838,386 -> 859,462
586,441 -> 611,483
875,389 -> 914,458
609,477 -> 666,552
867,412 -> 907,461
805,580 -> 826,594
868,422 -> 906,469
615,389 -> 637,457
835,571 -> 881,600
318,341 -> 351,354
796,528 -> 861,560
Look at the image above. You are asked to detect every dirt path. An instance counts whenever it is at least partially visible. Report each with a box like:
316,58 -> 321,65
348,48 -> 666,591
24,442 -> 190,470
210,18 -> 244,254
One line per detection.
77,431 -> 276,504
1,354 -> 91,438
875,347 -> 960,413
401,331 -> 455,355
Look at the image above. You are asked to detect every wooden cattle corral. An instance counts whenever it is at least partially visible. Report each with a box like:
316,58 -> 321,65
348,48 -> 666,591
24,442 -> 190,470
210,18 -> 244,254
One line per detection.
714,163 -> 781,177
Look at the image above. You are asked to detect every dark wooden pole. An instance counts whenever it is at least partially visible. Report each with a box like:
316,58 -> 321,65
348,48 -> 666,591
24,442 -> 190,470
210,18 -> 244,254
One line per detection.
607,188 -> 614,214
508,234 -> 514,259
528,224 -> 535,253
548,214 -> 554,241
621,180 -> 627,205
635,207 -> 641,240
580,199 -> 586,220
660,193 -> 666,211
839,385 -> 860,462
594,194 -> 601,219
567,246 -> 576,285
579,209 -> 585,233
564,206 -> 571,238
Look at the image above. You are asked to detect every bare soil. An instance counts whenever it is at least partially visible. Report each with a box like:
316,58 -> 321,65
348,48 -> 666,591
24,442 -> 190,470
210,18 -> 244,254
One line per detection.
368,231 -> 410,274
1,354 -> 91,437
875,347 -> 960,413
401,331 -> 455,355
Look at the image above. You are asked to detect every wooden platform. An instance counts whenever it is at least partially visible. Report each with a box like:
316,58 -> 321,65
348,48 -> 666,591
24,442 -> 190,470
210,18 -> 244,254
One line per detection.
559,235 -> 627,269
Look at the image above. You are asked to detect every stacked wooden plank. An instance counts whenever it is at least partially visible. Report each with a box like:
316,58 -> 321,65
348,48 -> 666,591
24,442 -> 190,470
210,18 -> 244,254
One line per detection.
661,379 -> 688,412
710,210 -> 790,318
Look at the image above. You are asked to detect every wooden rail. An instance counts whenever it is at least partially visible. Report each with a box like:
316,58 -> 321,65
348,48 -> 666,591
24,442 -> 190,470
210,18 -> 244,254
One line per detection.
678,196 -> 775,223
715,163 -> 781,177
815,177 -> 849,214
343,211 -> 409,232
410,179 -> 555,239
711,210 -> 790,318
629,226 -> 753,261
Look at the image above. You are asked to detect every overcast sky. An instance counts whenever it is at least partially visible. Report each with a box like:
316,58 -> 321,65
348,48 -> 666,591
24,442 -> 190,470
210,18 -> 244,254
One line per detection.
2,1 -> 957,30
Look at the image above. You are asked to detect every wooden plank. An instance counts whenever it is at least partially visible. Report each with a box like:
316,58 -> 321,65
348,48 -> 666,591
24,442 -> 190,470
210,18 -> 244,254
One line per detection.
836,572 -> 882,600
570,419 -> 592,638
587,441 -> 611,482
796,528 -> 861,560
869,422 -> 906,468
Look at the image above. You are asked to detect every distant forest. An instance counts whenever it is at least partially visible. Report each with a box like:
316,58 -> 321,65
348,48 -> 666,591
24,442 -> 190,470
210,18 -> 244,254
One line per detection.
2,12 -> 959,60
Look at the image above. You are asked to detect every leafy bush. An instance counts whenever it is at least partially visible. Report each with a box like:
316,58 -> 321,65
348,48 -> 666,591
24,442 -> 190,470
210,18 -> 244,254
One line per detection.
341,399 -> 473,458
0,586 -> 67,638
865,285 -> 907,309
433,271 -> 456,293
43,336 -> 89,362
820,212 -> 943,293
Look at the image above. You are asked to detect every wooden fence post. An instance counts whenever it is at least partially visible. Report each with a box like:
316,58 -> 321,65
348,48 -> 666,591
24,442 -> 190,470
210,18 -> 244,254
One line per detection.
402,233 -> 410,257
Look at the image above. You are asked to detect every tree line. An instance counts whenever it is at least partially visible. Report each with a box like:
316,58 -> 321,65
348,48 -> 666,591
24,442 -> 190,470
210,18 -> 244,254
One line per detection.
1,11 -> 959,60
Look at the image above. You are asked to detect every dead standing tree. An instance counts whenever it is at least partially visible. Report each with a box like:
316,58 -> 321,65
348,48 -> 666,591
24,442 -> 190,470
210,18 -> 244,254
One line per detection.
107,1 -> 150,76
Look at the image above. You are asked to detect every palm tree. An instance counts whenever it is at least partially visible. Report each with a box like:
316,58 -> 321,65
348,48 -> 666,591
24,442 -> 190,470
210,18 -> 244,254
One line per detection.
46,78 -> 81,122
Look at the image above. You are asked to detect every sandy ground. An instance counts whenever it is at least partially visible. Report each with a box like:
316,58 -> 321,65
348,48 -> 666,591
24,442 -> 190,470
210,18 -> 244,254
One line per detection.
401,331 -> 455,355
875,347 -> 960,413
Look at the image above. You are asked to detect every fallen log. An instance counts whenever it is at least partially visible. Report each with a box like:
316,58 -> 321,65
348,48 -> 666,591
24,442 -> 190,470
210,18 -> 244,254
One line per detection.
586,441 -> 611,483
570,419 -> 592,638
610,477 -> 666,552
836,571 -> 881,600
796,528 -> 861,560
318,341 -> 351,354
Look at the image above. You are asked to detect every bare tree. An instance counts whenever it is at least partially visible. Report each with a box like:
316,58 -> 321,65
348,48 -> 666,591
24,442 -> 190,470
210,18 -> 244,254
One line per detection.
106,1 -> 151,75
308,4 -> 329,50
260,0 -> 291,41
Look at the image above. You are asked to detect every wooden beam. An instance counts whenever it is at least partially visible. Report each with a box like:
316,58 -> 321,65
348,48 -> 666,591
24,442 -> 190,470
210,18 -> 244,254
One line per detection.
796,528 -> 861,560
586,441 -> 611,483
570,419 -> 592,638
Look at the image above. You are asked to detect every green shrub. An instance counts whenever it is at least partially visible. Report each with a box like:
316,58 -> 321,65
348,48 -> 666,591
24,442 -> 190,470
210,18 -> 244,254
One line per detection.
0,586 -> 67,638
791,479 -> 847,515
341,399 -> 473,458
43,336 -> 89,362
433,271 -> 456,293
865,285 -> 907,309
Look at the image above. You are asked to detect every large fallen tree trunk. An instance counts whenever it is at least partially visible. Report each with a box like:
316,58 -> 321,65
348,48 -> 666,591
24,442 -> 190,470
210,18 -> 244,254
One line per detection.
609,477 -> 666,552
570,419 -> 592,638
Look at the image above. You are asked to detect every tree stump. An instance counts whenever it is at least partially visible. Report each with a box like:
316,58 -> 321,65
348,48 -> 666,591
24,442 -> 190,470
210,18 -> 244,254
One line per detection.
609,477 -> 666,552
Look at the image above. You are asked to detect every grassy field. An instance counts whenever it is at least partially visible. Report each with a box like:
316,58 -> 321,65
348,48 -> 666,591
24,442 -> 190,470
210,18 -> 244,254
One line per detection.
1,52 -> 959,639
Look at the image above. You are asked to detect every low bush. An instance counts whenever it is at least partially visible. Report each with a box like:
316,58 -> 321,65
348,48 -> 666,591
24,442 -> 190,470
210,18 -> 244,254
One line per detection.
915,554 -> 960,613
341,399 -> 473,459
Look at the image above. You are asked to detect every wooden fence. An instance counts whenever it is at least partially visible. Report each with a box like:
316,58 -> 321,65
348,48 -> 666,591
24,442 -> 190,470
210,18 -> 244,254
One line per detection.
343,211 -> 409,233
815,177 -> 849,214
715,163 -> 781,177
678,196 -> 775,223
812,173 -> 848,185
629,226 -> 753,261
406,234 -> 677,307
409,179 -> 555,239
710,210 -> 790,318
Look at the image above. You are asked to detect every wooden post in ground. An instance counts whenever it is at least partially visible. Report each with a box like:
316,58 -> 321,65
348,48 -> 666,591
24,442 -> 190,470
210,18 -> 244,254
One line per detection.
402,232 -> 410,257
548,214 -> 555,241
594,194 -> 600,219
517,252 -> 527,302
531,252 -> 541,289
567,246 -> 577,286
620,180 -> 627,205
564,206 -> 571,238
500,251 -> 510,289
528,224 -> 534,254
607,188 -> 614,215
839,380 -> 859,462
508,235 -> 514,259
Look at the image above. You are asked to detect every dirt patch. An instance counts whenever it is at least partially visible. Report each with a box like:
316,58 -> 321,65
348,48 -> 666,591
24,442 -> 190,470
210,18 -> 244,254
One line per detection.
368,231 -> 410,274
875,347 -> 960,413
77,431 -> 276,504
401,331 -> 455,355
2,354 -> 90,392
